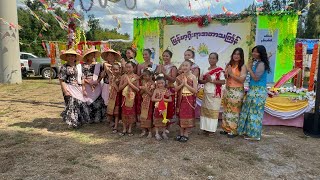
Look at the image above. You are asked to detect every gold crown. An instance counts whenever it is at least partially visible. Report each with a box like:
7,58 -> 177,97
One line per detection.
114,62 -> 121,67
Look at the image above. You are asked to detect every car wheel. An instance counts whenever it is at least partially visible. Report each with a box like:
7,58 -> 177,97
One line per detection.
41,67 -> 56,79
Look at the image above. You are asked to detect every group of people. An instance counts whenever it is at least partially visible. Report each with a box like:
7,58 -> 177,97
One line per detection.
58,44 -> 270,142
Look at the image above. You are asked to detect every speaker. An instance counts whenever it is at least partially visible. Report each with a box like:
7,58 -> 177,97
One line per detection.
303,112 -> 320,137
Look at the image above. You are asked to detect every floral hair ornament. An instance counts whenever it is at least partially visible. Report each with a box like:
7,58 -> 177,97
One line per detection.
187,46 -> 196,52
128,58 -> 138,65
187,58 -> 195,63
145,67 -> 153,73
157,73 -> 165,78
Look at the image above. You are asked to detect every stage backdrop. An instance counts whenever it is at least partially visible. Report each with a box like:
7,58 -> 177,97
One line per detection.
132,14 -> 298,83
163,21 -> 252,70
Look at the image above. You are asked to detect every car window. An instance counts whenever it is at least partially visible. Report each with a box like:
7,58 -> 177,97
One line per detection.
21,54 -> 28,59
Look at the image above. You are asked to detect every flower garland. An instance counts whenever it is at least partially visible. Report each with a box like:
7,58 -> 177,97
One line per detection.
79,0 -> 94,12
67,0 -> 76,48
268,86 -> 315,101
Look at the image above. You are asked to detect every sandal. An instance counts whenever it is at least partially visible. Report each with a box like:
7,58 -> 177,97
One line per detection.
220,131 -> 228,135
119,132 -> 126,136
147,132 -> 152,138
128,132 -> 134,137
155,134 -> 162,141
227,133 -> 238,138
179,136 -> 189,143
112,129 -> 118,133
175,135 -> 182,141
162,133 -> 169,140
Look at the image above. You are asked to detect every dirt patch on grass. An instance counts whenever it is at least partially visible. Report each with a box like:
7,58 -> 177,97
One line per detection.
0,79 -> 320,179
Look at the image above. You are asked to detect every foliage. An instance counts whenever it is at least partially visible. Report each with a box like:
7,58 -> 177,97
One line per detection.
303,0 -> 320,38
18,0 -> 69,56
85,14 -> 130,41
18,1 -> 131,57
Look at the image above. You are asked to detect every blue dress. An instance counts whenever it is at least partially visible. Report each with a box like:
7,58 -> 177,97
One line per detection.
237,61 -> 268,139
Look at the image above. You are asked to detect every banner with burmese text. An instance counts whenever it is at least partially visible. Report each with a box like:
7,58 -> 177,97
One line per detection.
163,21 -> 252,71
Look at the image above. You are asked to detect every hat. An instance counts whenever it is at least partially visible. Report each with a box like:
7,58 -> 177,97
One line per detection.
82,48 -> 101,61
101,48 -> 121,60
60,49 -> 82,61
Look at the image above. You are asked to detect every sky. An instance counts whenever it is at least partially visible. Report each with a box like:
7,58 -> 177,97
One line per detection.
17,0 -> 258,39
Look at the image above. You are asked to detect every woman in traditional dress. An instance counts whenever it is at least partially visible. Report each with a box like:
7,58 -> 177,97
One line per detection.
175,60 -> 198,142
58,49 -> 90,128
152,74 -> 172,140
82,48 -> 105,123
237,45 -> 270,141
119,60 -> 140,136
139,67 -> 155,138
100,48 -> 121,107
136,49 -> 158,122
178,48 -> 200,79
121,47 -> 138,73
155,50 -> 178,132
137,49 -> 158,76
221,48 -> 247,138
107,63 -> 122,133
199,53 -> 225,136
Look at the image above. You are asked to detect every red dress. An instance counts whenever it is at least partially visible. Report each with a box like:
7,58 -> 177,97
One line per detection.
176,74 -> 196,128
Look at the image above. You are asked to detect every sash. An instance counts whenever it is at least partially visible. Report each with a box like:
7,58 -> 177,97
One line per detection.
122,75 -> 136,108
93,63 -> 101,82
140,82 -> 154,120
76,64 -> 82,85
84,64 -> 102,104
203,67 -> 224,97
164,64 -> 175,87
107,76 -> 120,114
107,87 -> 117,115
140,94 -> 151,121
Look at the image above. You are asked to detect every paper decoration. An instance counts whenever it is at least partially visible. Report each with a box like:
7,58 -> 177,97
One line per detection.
308,44 -> 319,91
294,43 -> 303,88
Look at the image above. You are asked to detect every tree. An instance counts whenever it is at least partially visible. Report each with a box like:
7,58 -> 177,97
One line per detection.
19,0 -> 69,56
86,14 -> 101,40
303,0 -> 320,38
19,2 -> 131,56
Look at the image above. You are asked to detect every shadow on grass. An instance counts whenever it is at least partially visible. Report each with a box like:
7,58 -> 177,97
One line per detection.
0,99 -> 64,109
9,118 -> 121,138
9,118 -> 67,132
